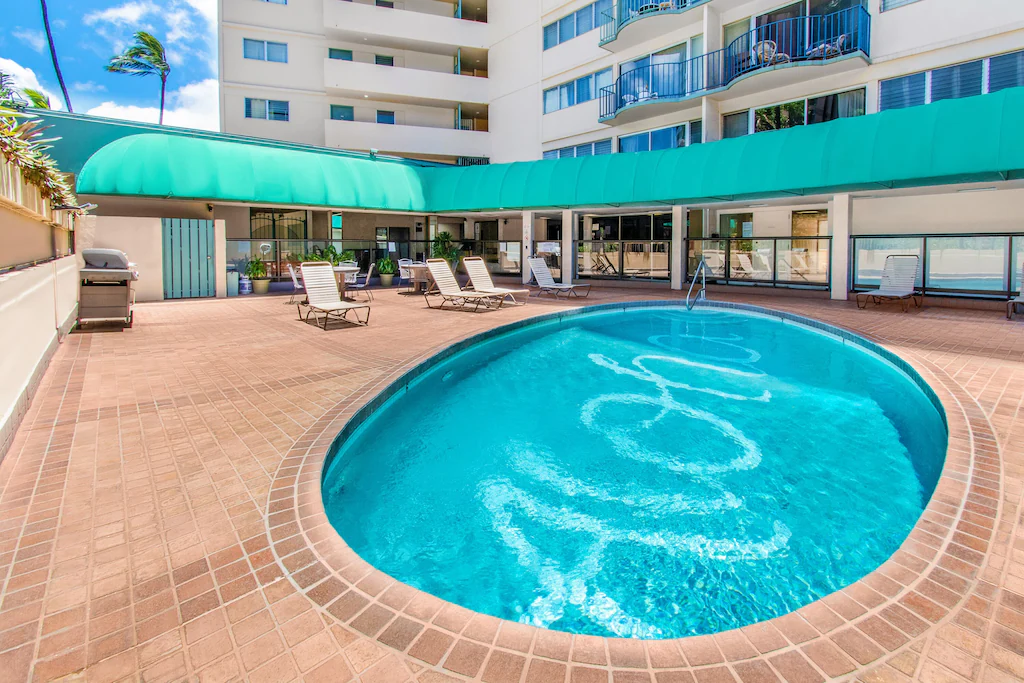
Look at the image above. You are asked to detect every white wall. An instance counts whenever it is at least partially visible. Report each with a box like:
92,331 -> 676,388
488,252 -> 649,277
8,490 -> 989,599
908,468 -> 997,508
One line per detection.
853,189 -> 1024,235
78,216 -> 165,303
0,256 -> 78,463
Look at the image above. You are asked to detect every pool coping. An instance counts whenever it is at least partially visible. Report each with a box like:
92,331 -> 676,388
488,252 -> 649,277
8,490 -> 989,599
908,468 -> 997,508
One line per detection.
265,300 -> 999,680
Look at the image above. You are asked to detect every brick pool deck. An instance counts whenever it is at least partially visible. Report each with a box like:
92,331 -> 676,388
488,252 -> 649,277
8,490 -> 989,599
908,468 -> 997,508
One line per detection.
1,287 -> 1023,683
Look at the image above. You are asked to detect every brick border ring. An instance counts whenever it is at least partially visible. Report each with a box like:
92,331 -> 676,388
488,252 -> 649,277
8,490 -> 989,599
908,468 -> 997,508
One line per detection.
265,301 -> 1000,680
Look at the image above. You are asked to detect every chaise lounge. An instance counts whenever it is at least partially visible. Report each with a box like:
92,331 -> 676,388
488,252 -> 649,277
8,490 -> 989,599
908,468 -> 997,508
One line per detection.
298,261 -> 371,328
528,257 -> 591,298
856,255 -> 922,312
463,256 -> 529,305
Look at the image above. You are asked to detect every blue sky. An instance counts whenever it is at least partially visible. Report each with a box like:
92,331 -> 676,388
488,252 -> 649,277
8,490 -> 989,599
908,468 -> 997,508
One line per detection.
1,0 -> 219,129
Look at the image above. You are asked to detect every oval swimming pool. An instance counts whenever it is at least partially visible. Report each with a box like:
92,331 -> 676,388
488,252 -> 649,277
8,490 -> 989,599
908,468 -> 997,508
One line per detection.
322,305 -> 947,639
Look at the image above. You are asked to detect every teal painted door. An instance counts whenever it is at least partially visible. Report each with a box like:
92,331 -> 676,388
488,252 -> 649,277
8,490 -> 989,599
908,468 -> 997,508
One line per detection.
162,219 -> 216,299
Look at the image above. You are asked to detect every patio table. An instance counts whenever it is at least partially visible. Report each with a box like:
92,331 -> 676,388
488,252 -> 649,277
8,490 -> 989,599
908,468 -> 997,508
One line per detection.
332,264 -> 360,297
407,263 -> 432,294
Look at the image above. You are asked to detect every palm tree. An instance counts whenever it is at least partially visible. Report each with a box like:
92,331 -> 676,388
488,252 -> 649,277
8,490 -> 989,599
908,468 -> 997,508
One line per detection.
23,88 -> 51,109
39,0 -> 72,112
105,31 -> 171,124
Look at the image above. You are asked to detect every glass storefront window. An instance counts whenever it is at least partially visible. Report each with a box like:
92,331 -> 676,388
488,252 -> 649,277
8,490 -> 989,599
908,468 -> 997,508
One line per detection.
620,215 -> 652,240
589,217 -> 619,240
719,213 -> 753,238
653,214 -> 672,240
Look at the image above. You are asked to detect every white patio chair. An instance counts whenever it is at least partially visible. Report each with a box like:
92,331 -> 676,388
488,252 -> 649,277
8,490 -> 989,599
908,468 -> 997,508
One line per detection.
349,263 -> 376,302
298,262 -> 371,328
340,260 -> 358,285
286,263 -> 304,304
856,255 -> 922,312
463,256 -> 529,305
1008,261 -> 1023,320
397,258 -> 413,291
528,257 -> 590,298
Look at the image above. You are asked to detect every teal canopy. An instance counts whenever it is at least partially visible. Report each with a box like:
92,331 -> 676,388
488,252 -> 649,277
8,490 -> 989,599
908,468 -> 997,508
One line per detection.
77,88 -> 1024,212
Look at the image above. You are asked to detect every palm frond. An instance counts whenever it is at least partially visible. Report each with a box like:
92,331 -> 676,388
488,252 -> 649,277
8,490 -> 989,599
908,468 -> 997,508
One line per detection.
22,88 -> 51,109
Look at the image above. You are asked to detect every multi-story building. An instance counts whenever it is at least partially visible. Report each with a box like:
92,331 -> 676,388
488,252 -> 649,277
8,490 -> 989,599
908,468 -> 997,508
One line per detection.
220,0 -> 1024,164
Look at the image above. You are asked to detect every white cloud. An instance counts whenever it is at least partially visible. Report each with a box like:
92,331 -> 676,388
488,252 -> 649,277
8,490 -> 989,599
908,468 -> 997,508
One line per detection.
83,2 -> 156,27
72,81 -> 107,93
86,78 -> 219,131
0,57 -> 63,110
13,28 -> 46,54
180,0 -> 216,27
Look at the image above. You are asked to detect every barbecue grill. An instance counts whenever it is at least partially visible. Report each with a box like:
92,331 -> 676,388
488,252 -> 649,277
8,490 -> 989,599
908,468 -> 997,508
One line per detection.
78,248 -> 138,328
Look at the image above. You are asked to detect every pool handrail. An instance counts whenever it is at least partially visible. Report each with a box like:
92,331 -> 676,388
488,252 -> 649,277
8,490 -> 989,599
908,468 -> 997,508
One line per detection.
687,258 -> 708,310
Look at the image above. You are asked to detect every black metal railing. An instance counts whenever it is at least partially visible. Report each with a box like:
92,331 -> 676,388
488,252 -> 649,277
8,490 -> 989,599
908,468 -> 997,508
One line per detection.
851,233 -> 1024,298
600,6 -> 870,118
226,238 -> 523,280
687,236 -> 832,289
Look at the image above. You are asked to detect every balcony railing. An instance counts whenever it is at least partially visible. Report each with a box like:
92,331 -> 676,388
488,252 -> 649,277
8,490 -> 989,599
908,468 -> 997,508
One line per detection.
600,6 -> 870,119
227,239 -> 522,280
852,233 -> 1024,298
687,236 -> 832,289
600,0 -> 710,44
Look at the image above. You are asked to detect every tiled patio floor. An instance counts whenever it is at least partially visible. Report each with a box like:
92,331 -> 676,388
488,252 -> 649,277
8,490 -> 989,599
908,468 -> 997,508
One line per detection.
1,287 -> 1023,683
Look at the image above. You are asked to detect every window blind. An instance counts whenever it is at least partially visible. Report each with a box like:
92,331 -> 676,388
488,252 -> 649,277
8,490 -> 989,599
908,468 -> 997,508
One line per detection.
989,50 -> 1024,93
931,60 -> 982,102
879,72 -> 926,111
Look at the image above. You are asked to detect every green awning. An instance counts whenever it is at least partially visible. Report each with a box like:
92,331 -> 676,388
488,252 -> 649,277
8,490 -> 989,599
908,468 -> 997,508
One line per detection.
76,88 -> 1024,212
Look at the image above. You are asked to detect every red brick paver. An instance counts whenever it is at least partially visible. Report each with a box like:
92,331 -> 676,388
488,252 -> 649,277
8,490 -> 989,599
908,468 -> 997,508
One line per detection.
1,287 -> 1023,682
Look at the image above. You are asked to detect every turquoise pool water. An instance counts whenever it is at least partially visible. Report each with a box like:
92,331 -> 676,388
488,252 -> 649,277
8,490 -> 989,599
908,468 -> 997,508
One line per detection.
322,307 -> 947,639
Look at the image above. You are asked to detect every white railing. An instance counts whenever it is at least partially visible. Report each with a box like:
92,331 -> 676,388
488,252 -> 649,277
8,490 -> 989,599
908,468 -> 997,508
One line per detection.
0,158 -> 75,231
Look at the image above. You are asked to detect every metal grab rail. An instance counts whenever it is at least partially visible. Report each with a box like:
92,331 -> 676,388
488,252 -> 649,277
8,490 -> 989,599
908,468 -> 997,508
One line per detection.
686,258 -> 708,310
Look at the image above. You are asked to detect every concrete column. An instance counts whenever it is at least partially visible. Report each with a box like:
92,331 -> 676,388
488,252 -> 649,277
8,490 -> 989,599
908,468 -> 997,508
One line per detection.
215,219 -> 227,298
830,194 -> 852,301
701,98 -> 721,143
522,211 -> 534,285
703,5 -> 722,54
561,209 -> 574,284
671,206 -> 687,290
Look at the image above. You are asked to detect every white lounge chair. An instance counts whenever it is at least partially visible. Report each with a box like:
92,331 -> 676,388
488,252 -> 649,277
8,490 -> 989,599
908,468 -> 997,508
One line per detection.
1008,261 -> 1023,320
286,263 -> 304,304
340,260 -> 358,285
424,259 -> 506,312
398,258 -> 414,291
463,256 -> 529,305
298,262 -> 371,328
528,257 -> 591,298
856,255 -> 922,312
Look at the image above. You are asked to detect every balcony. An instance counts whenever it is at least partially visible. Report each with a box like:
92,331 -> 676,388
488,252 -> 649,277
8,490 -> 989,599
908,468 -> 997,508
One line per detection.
599,0 -> 711,52
323,0 -> 488,54
600,6 -> 871,123
324,119 -> 490,159
324,58 -> 489,108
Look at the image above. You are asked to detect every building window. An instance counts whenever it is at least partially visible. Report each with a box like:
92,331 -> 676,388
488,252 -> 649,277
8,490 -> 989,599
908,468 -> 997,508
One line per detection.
755,100 -> 805,133
730,87 -> 867,136
619,125 -> 686,153
250,209 -> 306,239
719,213 -> 753,238
722,111 -> 749,139
375,55 -> 395,66
243,39 -> 287,63
990,50 -> 1024,93
881,0 -> 922,10
262,0 -> 287,4
543,68 -> 612,114
543,139 -> 612,159
329,48 -> 353,61
689,119 -> 703,145
807,88 -> 865,124
245,98 -> 289,121
330,104 -> 354,121
880,50 -> 1024,111
542,0 -> 612,50
375,0 -> 394,6
377,110 -> 396,124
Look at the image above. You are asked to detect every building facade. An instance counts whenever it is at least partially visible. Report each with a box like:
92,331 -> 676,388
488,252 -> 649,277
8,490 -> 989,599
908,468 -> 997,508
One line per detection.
219,0 -> 1024,164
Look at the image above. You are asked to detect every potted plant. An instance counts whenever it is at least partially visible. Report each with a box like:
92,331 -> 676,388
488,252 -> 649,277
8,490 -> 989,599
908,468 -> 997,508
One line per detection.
246,257 -> 271,294
431,231 -> 461,267
377,257 -> 397,287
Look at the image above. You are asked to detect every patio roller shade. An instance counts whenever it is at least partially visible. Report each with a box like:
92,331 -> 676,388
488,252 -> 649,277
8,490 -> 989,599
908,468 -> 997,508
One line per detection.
78,88 -> 1024,211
